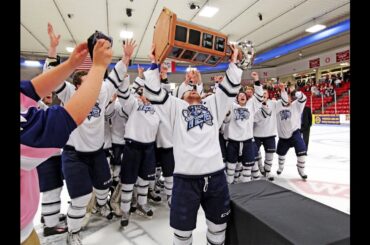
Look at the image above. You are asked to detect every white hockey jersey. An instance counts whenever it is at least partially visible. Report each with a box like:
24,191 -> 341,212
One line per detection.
117,76 -> 160,144
144,63 -> 242,176
54,61 -> 127,152
227,83 -> 263,141
253,99 -> 278,138
106,100 -> 128,145
103,101 -> 115,149
275,91 -> 307,139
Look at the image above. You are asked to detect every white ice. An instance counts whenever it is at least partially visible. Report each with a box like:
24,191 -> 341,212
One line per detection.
33,124 -> 349,244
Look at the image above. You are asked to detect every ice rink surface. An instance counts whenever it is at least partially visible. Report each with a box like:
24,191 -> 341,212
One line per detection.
34,124 -> 349,245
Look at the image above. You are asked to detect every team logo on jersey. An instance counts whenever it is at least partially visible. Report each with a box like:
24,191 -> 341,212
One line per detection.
87,103 -> 101,120
182,105 -> 213,131
279,109 -> 291,120
137,104 -> 155,114
234,108 -> 250,121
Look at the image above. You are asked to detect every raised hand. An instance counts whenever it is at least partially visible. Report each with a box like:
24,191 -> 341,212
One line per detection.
66,42 -> 88,69
160,63 -> 169,79
138,64 -> 144,78
47,22 -> 61,48
278,82 -> 286,91
229,43 -> 239,64
92,39 -> 113,68
123,39 -> 137,59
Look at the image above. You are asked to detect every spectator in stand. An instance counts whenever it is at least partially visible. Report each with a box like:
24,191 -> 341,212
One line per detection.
311,84 -> 320,97
334,76 -> 342,88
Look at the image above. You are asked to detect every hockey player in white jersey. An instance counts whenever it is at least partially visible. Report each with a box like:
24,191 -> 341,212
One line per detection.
275,84 -> 308,180
144,44 -> 242,245
173,68 -> 204,98
116,56 -> 161,228
253,84 -> 287,181
54,35 -> 135,245
225,73 -> 263,184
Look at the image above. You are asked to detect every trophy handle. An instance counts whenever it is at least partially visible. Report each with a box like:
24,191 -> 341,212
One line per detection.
226,40 -> 255,70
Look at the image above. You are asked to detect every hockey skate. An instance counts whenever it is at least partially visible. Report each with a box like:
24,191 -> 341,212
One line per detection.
276,164 -> 284,175
148,189 -> 162,204
120,211 -> 130,228
154,178 -> 164,194
136,203 -> 153,219
96,202 -> 113,220
43,219 -> 68,237
297,165 -> 308,180
67,231 -> 82,245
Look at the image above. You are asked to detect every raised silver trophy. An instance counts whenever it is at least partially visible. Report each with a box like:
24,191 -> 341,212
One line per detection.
235,40 -> 255,70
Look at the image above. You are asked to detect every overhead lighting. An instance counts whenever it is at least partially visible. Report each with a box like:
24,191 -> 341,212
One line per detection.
228,40 -> 237,45
305,24 -> 326,33
340,62 -> 350,66
199,6 -> 219,18
120,30 -> 133,39
66,47 -> 74,53
24,60 -> 42,67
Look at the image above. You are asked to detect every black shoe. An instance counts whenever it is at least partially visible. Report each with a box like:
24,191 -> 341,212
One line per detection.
268,176 -> 274,181
41,213 -> 66,224
129,206 -> 137,213
43,225 -> 68,237
277,170 -> 282,175
148,191 -> 162,203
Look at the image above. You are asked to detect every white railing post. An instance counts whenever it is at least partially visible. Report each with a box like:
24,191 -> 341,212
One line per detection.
334,90 -> 337,114
321,94 -> 324,114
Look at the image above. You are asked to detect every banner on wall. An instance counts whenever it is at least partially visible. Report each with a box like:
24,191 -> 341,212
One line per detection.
309,58 -> 320,68
313,114 -> 340,125
336,50 -> 350,62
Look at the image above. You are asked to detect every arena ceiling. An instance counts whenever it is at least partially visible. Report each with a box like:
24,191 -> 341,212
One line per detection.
21,0 -> 350,66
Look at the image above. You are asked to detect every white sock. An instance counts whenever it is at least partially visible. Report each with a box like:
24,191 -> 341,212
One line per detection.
136,177 -> 149,206
41,187 -> 62,228
226,162 -> 236,184
173,229 -> 192,245
206,219 -> 227,245
67,193 -> 92,233
120,184 -> 134,213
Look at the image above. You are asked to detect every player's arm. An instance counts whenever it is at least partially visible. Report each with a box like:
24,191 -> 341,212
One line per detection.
103,39 -> 137,104
251,72 -> 263,103
292,91 -> 307,113
279,83 -> 289,106
207,44 -> 242,123
117,74 -> 136,115
143,44 -> 170,105
64,39 -> 113,125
